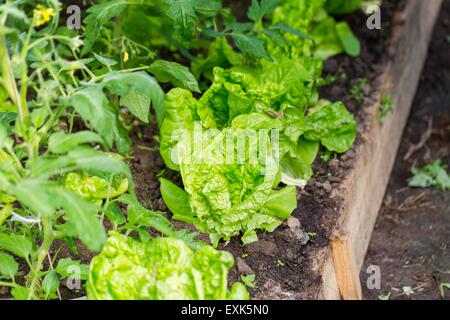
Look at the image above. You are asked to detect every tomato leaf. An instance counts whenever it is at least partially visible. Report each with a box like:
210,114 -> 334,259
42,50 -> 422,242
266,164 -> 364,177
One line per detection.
82,0 -> 128,55
248,0 -> 279,22
102,71 -> 166,127
93,52 -> 118,66
42,270 -> 60,298
0,252 -> 18,278
165,0 -> 197,47
148,59 -> 200,93
120,89 -> 151,123
56,258 -> 89,280
0,233 -> 32,259
63,85 -> 131,154
231,33 -> 271,61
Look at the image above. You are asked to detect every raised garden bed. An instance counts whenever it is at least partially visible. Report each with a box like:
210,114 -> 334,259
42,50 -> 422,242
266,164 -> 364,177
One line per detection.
317,0 -> 443,299
362,0 -> 450,299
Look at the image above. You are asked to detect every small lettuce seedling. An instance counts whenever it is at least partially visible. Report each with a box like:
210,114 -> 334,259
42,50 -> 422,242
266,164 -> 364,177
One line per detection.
409,160 -> 450,191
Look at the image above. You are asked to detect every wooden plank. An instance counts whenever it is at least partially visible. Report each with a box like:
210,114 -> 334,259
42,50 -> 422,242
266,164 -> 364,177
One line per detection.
318,0 -> 443,300
330,234 -> 362,300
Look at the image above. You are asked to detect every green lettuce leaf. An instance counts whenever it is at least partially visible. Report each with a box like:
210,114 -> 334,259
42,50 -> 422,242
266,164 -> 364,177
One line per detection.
159,88 -> 199,170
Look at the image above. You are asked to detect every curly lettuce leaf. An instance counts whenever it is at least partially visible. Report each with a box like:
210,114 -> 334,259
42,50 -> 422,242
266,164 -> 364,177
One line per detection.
197,62 -> 312,129
303,102 -> 357,153
87,232 -> 249,300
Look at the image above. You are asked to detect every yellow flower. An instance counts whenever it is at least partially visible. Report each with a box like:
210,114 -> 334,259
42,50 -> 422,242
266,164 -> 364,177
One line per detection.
123,51 -> 129,63
33,5 -> 56,27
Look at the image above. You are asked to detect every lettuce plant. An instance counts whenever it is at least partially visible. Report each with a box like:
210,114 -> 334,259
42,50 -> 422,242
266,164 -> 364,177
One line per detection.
157,0 -> 359,246
87,232 -> 249,300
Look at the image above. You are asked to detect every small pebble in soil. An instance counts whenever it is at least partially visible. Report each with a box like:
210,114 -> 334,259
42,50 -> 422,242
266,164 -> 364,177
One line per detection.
328,159 -> 340,172
285,247 -> 298,260
341,149 -> 356,161
0,286 -> 9,295
153,198 -> 167,211
329,176 -> 342,183
246,240 -> 278,257
280,228 -> 310,246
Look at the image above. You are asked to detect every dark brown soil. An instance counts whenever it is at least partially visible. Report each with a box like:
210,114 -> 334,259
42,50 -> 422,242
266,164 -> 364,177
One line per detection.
128,1 -> 406,300
361,1 -> 450,300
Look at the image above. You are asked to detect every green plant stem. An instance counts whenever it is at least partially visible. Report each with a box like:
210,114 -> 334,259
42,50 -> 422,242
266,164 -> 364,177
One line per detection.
0,34 -> 28,124
0,281 -> 19,288
38,105 -> 65,136
27,35 -> 74,51
6,145 -> 24,171
27,216 -> 54,300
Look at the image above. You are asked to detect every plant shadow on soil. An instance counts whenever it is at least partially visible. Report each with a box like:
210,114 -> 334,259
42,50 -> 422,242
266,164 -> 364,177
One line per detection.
361,0 -> 450,301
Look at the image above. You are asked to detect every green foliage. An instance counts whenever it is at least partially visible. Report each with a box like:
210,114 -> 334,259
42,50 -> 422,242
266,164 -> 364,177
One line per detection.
409,160 -> 450,191
248,0 -> 279,22
325,0 -> 364,15
336,22 -> 361,57
165,0 -> 198,47
82,0 -> 128,55
148,59 -> 200,92
55,258 -> 89,280
159,178 -> 194,223
350,78 -> 368,103
42,270 -> 60,299
63,85 -> 132,154
0,233 -> 32,259
48,131 -> 105,154
175,125 -> 297,246
0,0 -> 362,300
240,274 -> 256,288
87,232 -> 249,300
0,251 -> 19,279
64,172 -> 128,201
231,33 -> 271,61
157,0 -> 358,246
378,95 -> 394,124
101,71 -> 166,127
303,102 -> 357,153
440,283 -> 450,299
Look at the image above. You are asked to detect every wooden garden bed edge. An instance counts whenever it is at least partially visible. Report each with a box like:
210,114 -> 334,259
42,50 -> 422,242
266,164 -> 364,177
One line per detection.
318,0 -> 443,300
